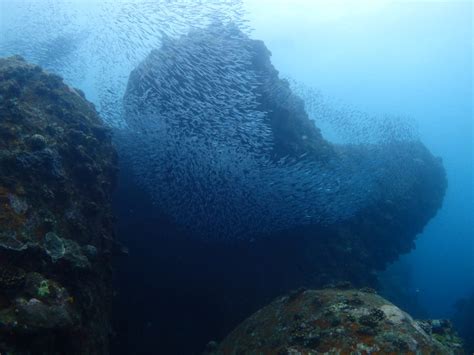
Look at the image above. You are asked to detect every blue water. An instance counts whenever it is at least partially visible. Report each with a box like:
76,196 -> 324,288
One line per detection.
246,0 -> 473,317
0,0 -> 472,352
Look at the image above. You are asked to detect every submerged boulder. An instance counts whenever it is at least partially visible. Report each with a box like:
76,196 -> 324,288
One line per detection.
0,56 -> 117,354
209,287 -> 463,354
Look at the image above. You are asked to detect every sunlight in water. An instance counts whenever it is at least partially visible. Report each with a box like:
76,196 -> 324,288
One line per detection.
244,0 -> 390,25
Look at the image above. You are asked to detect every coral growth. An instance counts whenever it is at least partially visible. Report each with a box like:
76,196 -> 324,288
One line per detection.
208,287 -> 463,354
0,56 -> 118,354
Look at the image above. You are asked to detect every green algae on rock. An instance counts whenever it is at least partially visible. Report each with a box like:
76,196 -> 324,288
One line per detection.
0,55 -> 118,354
209,287 -> 464,354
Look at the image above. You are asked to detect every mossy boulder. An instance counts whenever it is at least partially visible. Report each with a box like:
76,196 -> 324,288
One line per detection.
209,287 -> 464,354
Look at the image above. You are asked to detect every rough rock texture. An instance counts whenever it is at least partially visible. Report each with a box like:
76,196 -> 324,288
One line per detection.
0,56 -> 118,354
209,287 -> 463,354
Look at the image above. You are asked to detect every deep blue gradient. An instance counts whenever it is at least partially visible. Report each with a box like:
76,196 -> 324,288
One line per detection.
0,0 -> 471,338
245,0 -> 473,316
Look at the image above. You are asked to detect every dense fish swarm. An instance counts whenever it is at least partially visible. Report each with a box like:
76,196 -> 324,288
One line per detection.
287,79 -> 418,144
0,0 -> 249,124
121,24 -> 429,240
0,0 -> 435,240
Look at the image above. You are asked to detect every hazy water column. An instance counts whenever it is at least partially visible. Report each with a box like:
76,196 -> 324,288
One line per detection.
245,0 -> 473,316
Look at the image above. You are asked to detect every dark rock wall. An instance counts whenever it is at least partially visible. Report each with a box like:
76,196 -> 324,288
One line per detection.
0,56 -> 117,354
248,38 -> 333,161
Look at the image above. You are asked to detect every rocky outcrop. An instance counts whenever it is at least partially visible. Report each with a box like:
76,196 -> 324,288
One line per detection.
113,25 -> 446,353
0,56 -> 118,354
121,24 -> 446,284
208,287 -> 463,354
114,24 -> 447,353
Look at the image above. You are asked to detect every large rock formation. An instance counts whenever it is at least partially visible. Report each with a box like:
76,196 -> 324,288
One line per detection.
0,56 -> 118,354
121,23 -> 446,283
208,287 -> 463,354
114,24 -> 447,353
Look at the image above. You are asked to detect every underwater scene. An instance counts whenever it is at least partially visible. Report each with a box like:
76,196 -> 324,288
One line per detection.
0,0 -> 472,354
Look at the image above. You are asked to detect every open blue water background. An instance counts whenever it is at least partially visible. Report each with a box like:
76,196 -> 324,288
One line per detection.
245,0 -> 473,317
0,0 -> 471,320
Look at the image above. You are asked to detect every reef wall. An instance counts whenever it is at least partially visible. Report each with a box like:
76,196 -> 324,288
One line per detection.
0,56 -> 117,354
